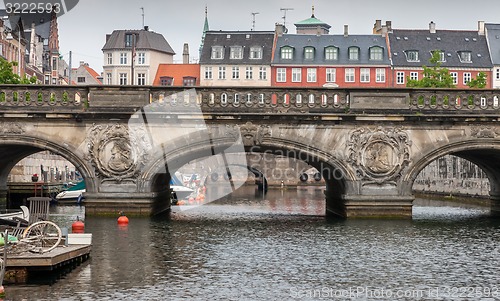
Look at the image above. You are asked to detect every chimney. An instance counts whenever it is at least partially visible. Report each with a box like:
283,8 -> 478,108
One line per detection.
183,43 -> 189,64
373,20 -> 382,34
344,24 -> 349,37
144,26 -> 149,31
386,21 -> 392,33
381,25 -> 388,37
429,21 -> 436,34
79,61 -> 85,66
478,21 -> 485,35
275,23 -> 286,37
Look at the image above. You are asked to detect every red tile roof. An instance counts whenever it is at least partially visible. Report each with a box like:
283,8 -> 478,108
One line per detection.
153,64 -> 200,86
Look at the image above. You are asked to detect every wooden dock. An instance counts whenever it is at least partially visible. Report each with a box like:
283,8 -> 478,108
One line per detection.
4,244 -> 91,284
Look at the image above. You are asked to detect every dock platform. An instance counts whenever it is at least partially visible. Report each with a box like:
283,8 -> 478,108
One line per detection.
4,244 -> 91,284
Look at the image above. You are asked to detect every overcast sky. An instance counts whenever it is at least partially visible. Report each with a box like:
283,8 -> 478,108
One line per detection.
6,0 -> 500,74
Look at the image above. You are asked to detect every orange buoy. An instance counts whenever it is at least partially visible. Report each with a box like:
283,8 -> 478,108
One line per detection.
117,212 -> 129,225
72,216 -> 85,233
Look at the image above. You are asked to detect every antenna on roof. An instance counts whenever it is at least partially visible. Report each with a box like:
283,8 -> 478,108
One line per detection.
280,8 -> 294,29
251,12 -> 259,31
141,7 -> 145,28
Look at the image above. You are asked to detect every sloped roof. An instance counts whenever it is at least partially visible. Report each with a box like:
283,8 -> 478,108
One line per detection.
153,64 -> 200,86
294,15 -> 331,29
389,29 -> 492,68
199,31 -> 275,65
102,29 -> 175,55
273,34 -> 390,66
84,65 -> 102,84
485,23 -> 500,65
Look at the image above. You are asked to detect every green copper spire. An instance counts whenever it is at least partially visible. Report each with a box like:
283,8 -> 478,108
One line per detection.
200,6 -> 209,57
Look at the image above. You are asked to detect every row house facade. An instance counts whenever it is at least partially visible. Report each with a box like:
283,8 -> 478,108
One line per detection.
102,27 -> 175,85
387,22 -> 493,88
199,31 -> 275,86
485,23 -> 500,88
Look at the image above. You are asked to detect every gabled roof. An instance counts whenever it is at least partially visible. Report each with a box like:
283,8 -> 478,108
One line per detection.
389,29 -> 492,68
84,65 -> 102,84
153,64 -> 200,86
273,34 -> 390,66
485,23 -> 500,65
102,29 -> 175,55
199,31 -> 275,65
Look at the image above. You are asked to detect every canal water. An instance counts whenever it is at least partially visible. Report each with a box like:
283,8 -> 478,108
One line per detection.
4,186 -> 500,301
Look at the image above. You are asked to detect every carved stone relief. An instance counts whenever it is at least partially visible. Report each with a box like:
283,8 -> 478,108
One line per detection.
86,124 -> 151,182
0,122 -> 25,134
239,122 -> 271,146
347,127 -> 411,185
470,126 -> 500,139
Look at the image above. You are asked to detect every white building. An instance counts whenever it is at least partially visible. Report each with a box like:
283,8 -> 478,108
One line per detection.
102,27 -> 175,85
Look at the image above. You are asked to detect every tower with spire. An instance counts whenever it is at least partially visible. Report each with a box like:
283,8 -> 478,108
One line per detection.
294,6 -> 331,35
199,6 -> 209,57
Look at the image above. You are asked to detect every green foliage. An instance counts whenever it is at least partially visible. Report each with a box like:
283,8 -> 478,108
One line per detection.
0,58 -> 37,84
406,51 -> 456,88
467,72 -> 487,88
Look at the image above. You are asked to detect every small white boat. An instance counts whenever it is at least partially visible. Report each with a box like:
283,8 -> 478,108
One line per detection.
0,205 -> 29,222
171,185 -> 194,201
55,189 -> 85,200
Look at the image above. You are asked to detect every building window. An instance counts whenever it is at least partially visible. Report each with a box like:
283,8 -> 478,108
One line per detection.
107,53 -> 113,65
348,47 -> 359,60
232,67 -> 240,79
218,66 -> 226,79
345,68 -> 355,82
125,33 -> 134,47
119,73 -> 127,85
276,68 -> 286,82
405,50 -> 419,62
304,47 -> 315,60
325,47 -> 338,60
280,46 -> 293,60
450,72 -> 458,85
458,51 -> 472,63
204,67 -> 213,79
360,68 -> 370,83
496,68 -> 500,80
160,76 -> 173,86
370,47 -> 383,60
246,67 -> 253,79
463,72 -> 472,85
77,77 -> 86,83
307,68 -> 317,82
259,67 -> 267,80
183,76 -> 196,86
292,68 -> 301,82
376,69 -> 385,83
211,46 -> 224,59
52,57 -> 57,70
137,73 -> 146,85
326,68 -> 336,82
137,53 -> 145,65
230,46 -> 243,59
106,73 -> 112,85
410,72 -> 418,81
250,47 -> 262,59
120,53 -> 128,64
396,71 -> 405,84
435,51 -> 445,62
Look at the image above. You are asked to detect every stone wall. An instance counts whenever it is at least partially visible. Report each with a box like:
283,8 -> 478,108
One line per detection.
9,151 -> 79,183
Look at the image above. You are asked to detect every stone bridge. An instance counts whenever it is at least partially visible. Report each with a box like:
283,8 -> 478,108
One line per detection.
1,85 -> 500,218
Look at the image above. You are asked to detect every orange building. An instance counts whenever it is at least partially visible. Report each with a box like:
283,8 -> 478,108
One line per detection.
153,64 -> 200,86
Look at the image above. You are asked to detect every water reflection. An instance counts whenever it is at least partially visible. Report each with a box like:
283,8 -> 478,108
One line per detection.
4,187 -> 500,301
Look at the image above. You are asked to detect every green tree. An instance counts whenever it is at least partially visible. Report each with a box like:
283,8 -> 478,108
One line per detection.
467,72 -> 487,88
0,58 -> 37,84
406,50 -> 455,88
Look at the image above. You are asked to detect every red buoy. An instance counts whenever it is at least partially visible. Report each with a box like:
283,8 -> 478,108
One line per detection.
72,216 -> 85,233
117,212 -> 129,225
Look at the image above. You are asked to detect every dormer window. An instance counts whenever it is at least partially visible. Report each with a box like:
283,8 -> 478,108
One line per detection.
125,33 -> 134,47
458,51 -> 472,63
434,50 -> 445,62
405,50 -> 419,62
211,46 -> 224,59
369,46 -> 383,60
304,47 -> 315,60
348,47 -> 359,60
250,47 -> 263,59
325,46 -> 338,60
281,46 -> 294,60
230,46 -> 243,59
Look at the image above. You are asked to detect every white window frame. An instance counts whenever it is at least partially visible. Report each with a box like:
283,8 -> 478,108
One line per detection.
370,47 -> 383,60
307,68 -> 317,83
106,73 -> 112,85
360,68 -> 370,83
463,72 -> 472,85
137,73 -> 146,85
292,68 -> 302,82
459,51 -> 472,63
325,47 -> 338,60
410,72 -> 418,81
245,67 -> 253,79
107,53 -> 113,65
348,47 -> 359,60
119,73 -> 127,85
304,47 -> 315,60
259,67 -> 267,80
250,47 -> 263,59
276,68 -> 286,82
232,66 -> 240,79
205,67 -> 213,79
281,47 -> 293,60
211,46 -> 224,59
218,66 -> 226,80
406,50 -> 419,62
326,68 -> 336,83
137,53 -> 146,65
396,71 -> 405,85
496,68 -> 500,80
376,68 -> 385,83
230,46 -> 243,59
450,72 -> 458,85
345,68 -> 355,82
120,52 -> 128,65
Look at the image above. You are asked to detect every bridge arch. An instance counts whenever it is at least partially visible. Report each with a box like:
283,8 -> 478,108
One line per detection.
0,136 -> 97,193
404,140 -> 500,199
